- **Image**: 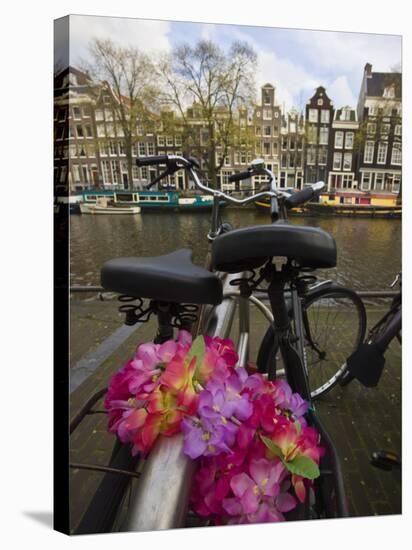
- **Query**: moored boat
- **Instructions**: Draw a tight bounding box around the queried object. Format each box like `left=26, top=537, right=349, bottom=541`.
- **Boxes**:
left=255, top=198, right=401, bottom=218
left=80, top=197, right=141, bottom=215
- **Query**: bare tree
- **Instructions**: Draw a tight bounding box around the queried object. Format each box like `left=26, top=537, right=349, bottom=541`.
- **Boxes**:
left=157, top=40, right=257, bottom=187
left=82, top=38, right=159, bottom=188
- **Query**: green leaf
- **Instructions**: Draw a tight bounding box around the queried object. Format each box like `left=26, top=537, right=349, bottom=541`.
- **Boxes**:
left=260, top=435, right=284, bottom=459
left=284, top=456, right=320, bottom=480
left=185, top=335, right=205, bottom=374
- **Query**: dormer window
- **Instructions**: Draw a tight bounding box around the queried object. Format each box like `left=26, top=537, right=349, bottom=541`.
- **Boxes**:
left=383, top=85, right=395, bottom=99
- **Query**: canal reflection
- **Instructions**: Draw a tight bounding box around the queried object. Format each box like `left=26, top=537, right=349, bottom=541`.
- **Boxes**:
left=70, top=210, right=401, bottom=291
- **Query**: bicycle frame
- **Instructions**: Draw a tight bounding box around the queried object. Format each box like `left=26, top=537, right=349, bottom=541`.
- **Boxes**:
left=102, top=159, right=345, bottom=530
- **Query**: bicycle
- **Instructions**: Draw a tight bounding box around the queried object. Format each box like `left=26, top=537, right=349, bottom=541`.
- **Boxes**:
left=339, top=272, right=401, bottom=388
left=71, top=154, right=349, bottom=533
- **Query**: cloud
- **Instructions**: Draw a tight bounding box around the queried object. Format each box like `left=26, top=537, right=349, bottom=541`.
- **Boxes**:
left=67, top=15, right=172, bottom=68
left=327, top=75, right=356, bottom=107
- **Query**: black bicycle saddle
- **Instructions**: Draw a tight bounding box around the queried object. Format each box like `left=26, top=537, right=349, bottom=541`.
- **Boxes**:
left=101, top=248, right=223, bottom=305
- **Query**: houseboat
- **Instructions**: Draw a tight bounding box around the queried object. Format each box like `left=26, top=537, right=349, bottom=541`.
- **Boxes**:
left=78, top=190, right=219, bottom=212
left=255, top=190, right=401, bottom=218
left=79, top=196, right=141, bottom=215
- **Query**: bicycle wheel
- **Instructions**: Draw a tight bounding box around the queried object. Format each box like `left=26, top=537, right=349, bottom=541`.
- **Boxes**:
left=256, top=285, right=367, bottom=400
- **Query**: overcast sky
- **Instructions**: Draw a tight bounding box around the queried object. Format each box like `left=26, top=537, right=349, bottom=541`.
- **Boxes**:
left=55, top=14, right=402, bottom=111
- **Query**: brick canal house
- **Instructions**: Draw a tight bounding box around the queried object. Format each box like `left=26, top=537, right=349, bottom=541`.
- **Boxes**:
left=325, top=106, right=360, bottom=203
left=303, top=86, right=334, bottom=185
left=280, top=108, right=305, bottom=190
left=355, top=63, right=402, bottom=206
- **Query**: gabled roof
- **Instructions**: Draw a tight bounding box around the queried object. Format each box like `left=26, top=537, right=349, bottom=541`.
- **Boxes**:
left=366, top=72, right=402, bottom=98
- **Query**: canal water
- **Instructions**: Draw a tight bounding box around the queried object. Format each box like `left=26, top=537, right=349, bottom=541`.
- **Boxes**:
left=70, top=210, right=401, bottom=291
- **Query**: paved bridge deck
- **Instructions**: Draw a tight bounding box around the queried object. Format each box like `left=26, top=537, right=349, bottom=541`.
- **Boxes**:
left=69, top=297, right=401, bottom=533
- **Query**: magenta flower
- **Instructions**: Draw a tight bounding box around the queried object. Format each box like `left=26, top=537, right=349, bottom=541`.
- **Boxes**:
left=222, top=458, right=288, bottom=515
left=181, top=416, right=236, bottom=459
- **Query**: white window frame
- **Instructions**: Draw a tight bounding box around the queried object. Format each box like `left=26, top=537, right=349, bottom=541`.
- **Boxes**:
left=392, top=175, right=401, bottom=193
left=367, top=122, right=376, bottom=135
left=377, top=142, right=388, bottom=164
left=345, top=132, right=354, bottom=149
left=308, top=109, right=318, bottom=123
left=138, top=142, right=146, bottom=156
left=391, top=143, right=402, bottom=166
left=263, top=109, right=272, bottom=120
left=364, top=141, right=374, bottom=164
left=361, top=172, right=372, bottom=191
left=318, top=148, right=327, bottom=166
left=319, top=127, right=329, bottom=145
left=343, top=153, right=352, bottom=171
left=342, top=174, right=353, bottom=189
left=157, top=136, right=165, bottom=146
left=333, top=152, right=342, bottom=170
left=334, top=131, right=344, bottom=149
left=320, top=109, right=330, bottom=123
left=394, top=125, right=402, bottom=136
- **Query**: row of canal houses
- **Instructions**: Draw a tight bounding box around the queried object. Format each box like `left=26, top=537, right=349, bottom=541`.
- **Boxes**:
left=54, top=63, right=402, bottom=208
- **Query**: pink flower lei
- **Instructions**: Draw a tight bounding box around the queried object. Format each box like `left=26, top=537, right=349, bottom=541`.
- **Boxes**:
left=105, top=331, right=324, bottom=524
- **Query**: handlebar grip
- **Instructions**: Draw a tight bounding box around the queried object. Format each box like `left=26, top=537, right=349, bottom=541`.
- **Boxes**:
left=136, top=155, right=169, bottom=167
left=284, top=186, right=317, bottom=209
left=228, top=170, right=252, bottom=183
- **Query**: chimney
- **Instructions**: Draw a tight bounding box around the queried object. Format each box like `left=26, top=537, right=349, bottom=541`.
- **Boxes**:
left=365, top=63, right=372, bottom=77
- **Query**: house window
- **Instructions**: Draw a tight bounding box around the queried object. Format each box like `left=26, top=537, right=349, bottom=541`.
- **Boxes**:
left=263, top=109, right=272, bottom=120
left=375, top=173, right=384, bottom=191
left=263, top=142, right=271, bottom=156
left=109, top=141, right=117, bottom=155
left=73, top=107, right=81, bottom=120
left=69, top=144, right=77, bottom=158
left=76, top=125, right=84, bottom=138
left=264, top=126, right=271, bottom=136
left=281, top=154, right=287, bottom=168
left=166, top=136, right=174, bottom=146
left=85, top=125, right=93, bottom=138
left=116, top=125, right=124, bottom=137
left=377, top=142, right=388, bottom=164
left=333, top=152, right=342, bottom=170
left=367, top=122, right=376, bottom=135
left=290, top=138, right=295, bottom=151
left=319, top=127, right=329, bottom=145
left=320, top=110, right=330, bottom=123
left=334, top=131, right=344, bottom=148
left=308, top=126, right=317, bottom=144
left=289, top=122, right=296, bottom=133
left=175, top=135, right=182, bottom=146
left=132, top=165, right=139, bottom=180
left=102, top=160, right=111, bottom=184
left=118, top=142, right=126, bottom=155
left=272, top=142, right=278, bottom=154
left=103, top=94, right=111, bottom=104
left=255, top=126, right=261, bottom=136
left=345, top=132, right=354, bottom=149
left=97, top=124, right=105, bottom=138
left=83, top=105, right=91, bottom=117
left=343, top=153, right=352, bottom=171
left=394, top=124, right=402, bottom=136
left=309, top=109, right=318, bottom=123
left=381, top=123, right=390, bottom=135
left=318, top=148, right=327, bottom=165
left=240, top=151, right=247, bottom=164
left=147, top=142, right=155, bottom=156
left=392, top=175, right=401, bottom=193
left=234, top=152, right=240, bottom=165
left=317, top=99, right=323, bottom=106
left=289, top=154, right=295, bottom=169
left=281, top=137, right=288, bottom=150
left=361, top=172, right=372, bottom=191
left=138, top=142, right=146, bottom=156
left=95, top=109, right=104, bottom=121
left=105, top=109, right=113, bottom=121
left=157, top=136, right=165, bottom=146
left=364, top=141, right=374, bottom=163
left=111, top=160, right=119, bottom=183
left=99, top=143, right=108, bottom=156
left=87, top=144, right=96, bottom=158
left=342, top=174, right=353, bottom=189
left=72, top=165, right=81, bottom=183
left=306, top=147, right=316, bottom=165
left=224, top=156, right=231, bottom=166
left=263, top=89, right=271, bottom=105
left=391, top=143, right=402, bottom=165
left=140, top=167, right=148, bottom=180
left=297, top=138, right=303, bottom=150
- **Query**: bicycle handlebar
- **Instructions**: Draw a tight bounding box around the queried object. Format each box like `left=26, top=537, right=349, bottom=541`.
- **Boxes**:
left=284, top=182, right=324, bottom=209
left=136, top=155, right=169, bottom=167
left=228, top=170, right=252, bottom=183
